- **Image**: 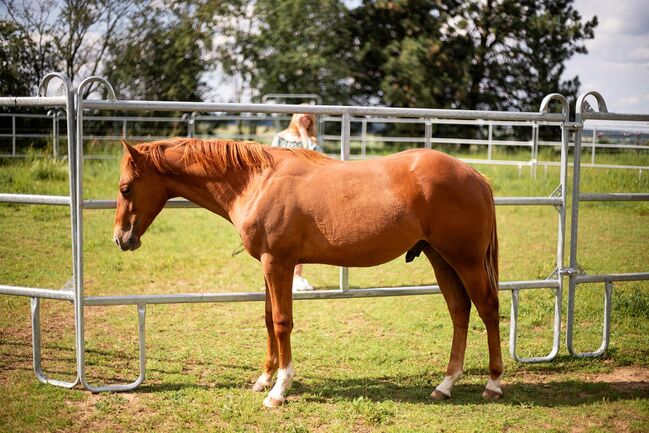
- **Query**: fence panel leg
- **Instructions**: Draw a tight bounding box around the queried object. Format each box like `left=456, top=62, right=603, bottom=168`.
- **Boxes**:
left=566, top=280, right=613, bottom=357
left=31, top=297, right=80, bottom=388
left=80, top=304, right=147, bottom=392
left=509, top=287, right=561, bottom=363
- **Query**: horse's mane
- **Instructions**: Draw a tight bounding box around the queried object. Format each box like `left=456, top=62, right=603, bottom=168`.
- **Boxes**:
left=124, top=138, right=330, bottom=179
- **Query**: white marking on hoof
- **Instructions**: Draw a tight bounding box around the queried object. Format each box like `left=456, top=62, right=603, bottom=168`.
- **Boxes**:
left=252, top=372, right=274, bottom=392
left=263, top=395, right=285, bottom=408
left=483, top=376, right=503, bottom=399
left=430, top=389, right=451, bottom=401
left=434, top=371, right=463, bottom=398
left=265, top=363, right=294, bottom=405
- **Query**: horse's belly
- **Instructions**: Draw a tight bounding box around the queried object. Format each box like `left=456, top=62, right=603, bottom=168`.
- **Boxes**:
left=304, top=211, right=422, bottom=267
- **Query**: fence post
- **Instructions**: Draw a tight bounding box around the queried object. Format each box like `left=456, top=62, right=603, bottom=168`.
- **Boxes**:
left=424, top=118, right=432, bottom=149
left=531, top=123, right=539, bottom=179
left=361, top=118, right=367, bottom=158
left=53, top=111, right=60, bottom=158
left=591, top=127, right=597, bottom=165
left=339, top=113, right=351, bottom=291
left=11, top=115, right=16, bottom=156
left=487, top=122, right=493, bottom=160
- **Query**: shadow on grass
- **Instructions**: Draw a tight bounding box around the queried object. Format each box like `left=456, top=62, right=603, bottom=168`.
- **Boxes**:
left=292, top=375, right=649, bottom=407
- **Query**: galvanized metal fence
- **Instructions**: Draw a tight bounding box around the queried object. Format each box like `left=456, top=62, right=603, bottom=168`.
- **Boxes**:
left=0, top=73, right=647, bottom=392
left=3, top=98, right=648, bottom=180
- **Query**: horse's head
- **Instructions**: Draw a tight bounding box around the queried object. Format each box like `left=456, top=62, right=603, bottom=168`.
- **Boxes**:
left=113, top=142, right=170, bottom=251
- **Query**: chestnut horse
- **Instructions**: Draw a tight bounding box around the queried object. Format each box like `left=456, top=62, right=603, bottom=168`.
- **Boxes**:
left=113, top=138, right=502, bottom=407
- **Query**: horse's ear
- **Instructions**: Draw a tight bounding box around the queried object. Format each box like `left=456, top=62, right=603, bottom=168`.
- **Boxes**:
left=122, top=140, right=143, bottom=164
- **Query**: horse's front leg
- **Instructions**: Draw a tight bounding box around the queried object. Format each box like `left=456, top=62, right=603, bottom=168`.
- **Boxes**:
left=253, top=279, right=278, bottom=392
left=260, top=254, right=295, bottom=408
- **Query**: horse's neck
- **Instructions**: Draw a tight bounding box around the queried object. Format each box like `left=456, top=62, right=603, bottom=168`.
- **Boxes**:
left=166, top=169, right=255, bottom=223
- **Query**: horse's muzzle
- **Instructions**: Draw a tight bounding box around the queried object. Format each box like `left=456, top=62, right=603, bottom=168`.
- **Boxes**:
left=114, top=234, right=141, bottom=251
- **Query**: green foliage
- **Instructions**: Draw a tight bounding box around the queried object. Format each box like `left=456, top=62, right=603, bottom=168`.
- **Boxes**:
left=0, top=20, right=57, bottom=97
left=28, top=158, right=68, bottom=181
left=248, top=0, right=355, bottom=104
left=348, top=0, right=597, bottom=111
left=104, top=2, right=212, bottom=101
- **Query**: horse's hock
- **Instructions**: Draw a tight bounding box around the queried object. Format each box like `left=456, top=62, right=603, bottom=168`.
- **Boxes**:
left=0, top=75, right=648, bottom=394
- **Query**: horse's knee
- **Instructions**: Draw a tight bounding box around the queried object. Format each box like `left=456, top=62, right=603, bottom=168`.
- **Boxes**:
left=273, top=316, right=293, bottom=339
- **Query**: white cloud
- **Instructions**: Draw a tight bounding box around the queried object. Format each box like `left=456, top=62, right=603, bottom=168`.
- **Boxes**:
left=565, top=0, right=649, bottom=113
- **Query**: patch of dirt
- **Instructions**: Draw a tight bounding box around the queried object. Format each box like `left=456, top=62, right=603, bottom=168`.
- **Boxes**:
left=591, top=366, right=649, bottom=392
left=512, top=366, right=649, bottom=393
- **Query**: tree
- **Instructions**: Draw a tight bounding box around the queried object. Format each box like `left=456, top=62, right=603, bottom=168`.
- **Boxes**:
left=348, top=0, right=464, bottom=107
left=248, top=0, right=355, bottom=104
left=104, top=2, right=212, bottom=101
left=448, top=0, right=597, bottom=112
left=0, top=20, right=57, bottom=96
left=348, top=0, right=597, bottom=112
left=1, top=0, right=137, bottom=95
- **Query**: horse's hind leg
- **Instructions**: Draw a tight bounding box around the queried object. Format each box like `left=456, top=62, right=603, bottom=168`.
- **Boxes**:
left=253, top=279, right=279, bottom=392
left=454, top=262, right=503, bottom=399
left=424, top=247, right=471, bottom=400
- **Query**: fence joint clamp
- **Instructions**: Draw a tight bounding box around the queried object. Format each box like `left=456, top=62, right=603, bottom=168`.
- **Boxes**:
left=559, top=267, right=579, bottom=277
left=565, top=121, right=583, bottom=131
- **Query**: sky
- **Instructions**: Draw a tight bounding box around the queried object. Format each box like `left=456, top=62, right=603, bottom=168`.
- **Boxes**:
left=564, top=0, right=649, bottom=114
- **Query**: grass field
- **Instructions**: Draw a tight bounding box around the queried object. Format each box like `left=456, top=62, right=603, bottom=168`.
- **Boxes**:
left=1, top=147, right=648, bottom=433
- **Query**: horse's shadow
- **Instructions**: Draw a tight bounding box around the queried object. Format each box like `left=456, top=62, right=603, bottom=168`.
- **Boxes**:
left=130, top=370, right=649, bottom=408
left=289, top=375, right=649, bottom=407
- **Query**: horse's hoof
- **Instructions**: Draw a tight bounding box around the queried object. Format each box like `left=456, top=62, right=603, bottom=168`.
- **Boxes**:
left=482, top=388, right=502, bottom=400
left=252, top=382, right=267, bottom=392
left=430, top=389, right=451, bottom=401
left=263, top=396, right=285, bottom=408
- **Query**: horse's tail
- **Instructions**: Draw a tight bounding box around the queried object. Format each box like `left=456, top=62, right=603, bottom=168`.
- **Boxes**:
left=484, top=187, right=499, bottom=294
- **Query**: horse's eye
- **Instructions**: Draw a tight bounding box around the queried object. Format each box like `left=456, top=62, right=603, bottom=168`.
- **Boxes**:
left=120, top=185, right=132, bottom=196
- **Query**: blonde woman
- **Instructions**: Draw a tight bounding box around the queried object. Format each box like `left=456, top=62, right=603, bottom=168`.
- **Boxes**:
left=271, top=112, right=320, bottom=151
left=271, top=112, right=320, bottom=291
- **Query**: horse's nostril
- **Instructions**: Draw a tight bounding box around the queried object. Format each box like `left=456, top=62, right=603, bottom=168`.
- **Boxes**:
left=114, top=236, right=120, bottom=247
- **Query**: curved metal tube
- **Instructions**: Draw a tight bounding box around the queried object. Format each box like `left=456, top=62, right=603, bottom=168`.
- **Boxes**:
left=38, top=72, right=73, bottom=97
left=576, top=90, right=608, bottom=116
left=539, top=93, right=569, bottom=117
left=77, top=76, right=117, bottom=101
left=79, top=304, right=147, bottom=392
left=31, top=298, right=80, bottom=388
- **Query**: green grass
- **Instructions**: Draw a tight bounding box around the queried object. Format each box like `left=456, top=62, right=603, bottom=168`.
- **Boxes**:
left=1, top=151, right=648, bottom=433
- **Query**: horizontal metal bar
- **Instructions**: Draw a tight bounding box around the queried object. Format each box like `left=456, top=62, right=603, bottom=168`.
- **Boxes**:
left=82, top=100, right=567, bottom=122
left=321, top=135, right=535, bottom=147
left=83, top=198, right=199, bottom=209
left=0, top=285, right=74, bottom=301
left=581, top=112, right=649, bottom=122
left=321, top=115, right=562, bottom=127
left=579, top=193, right=649, bottom=202
left=575, top=273, right=649, bottom=284
left=0, top=193, right=71, bottom=206
left=0, top=96, right=67, bottom=108
left=84, top=196, right=560, bottom=210
left=494, top=197, right=563, bottom=206
left=0, top=113, right=59, bottom=119
left=84, top=116, right=186, bottom=122
left=0, top=134, right=56, bottom=139
left=84, top=280, right=559, bottom=306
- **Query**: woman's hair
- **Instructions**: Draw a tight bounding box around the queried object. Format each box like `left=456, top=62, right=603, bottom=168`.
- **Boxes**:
left=287, top=112, right=317, bottom=142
